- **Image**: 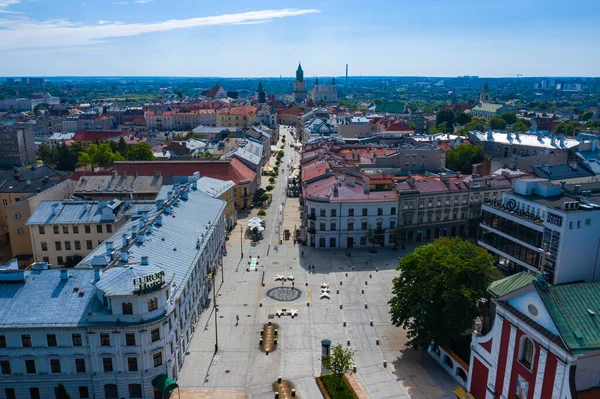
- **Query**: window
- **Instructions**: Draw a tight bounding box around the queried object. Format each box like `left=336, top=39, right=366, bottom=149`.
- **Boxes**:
left=106, top=225, right=112, bottom=233
left=75, top=359, right=86, bottom=372
left=519, top=336, right=535, bottom=370
left=330, top=223, right=337, bottom=231
left=0, top=360, right=10, bottom=375
left=362, top=208, right=368, bottom=216
left=57, top=256, right=64, bottom=266
left=390, top=220, right=396, bottom=229
left=320, top=223, right=326, bottom=231
left=22, top=335, right=31, bottom=347
left=39, top=226, right=45, bottom=234
left=55, top=241, right=62, bottom=251
left=95, top=224, right=102, bottom=233
left=41, top=241, right=48, bottom=251
left=586, top=218, right=591, bottom=225
left=73, top=226, right=79, bottom=234
left=127, top=357, right=138, bottom=372
left=78, top=387, right=89, bottom=399
left=347, top=222, right=354, bottom=231
left=153, top=351, right=163, bottom=367
left=104, top=384, right=118, bottom=399
left=0, top=335, right=5, bottom=347
left=47, top=334, right=57, bottom=347
left=122, top=302, right=133, bottom=314
left=50, top=359, right=61, bottom=373
left=25, top=359, right=36, bottom=374
left=43, top=256, right=49, bottom=263
left=377, top=208, right=383, bottom=216
left=320, top=209, right=326, bottom=217
left=84, top=225, right=91, bottom=234
left=64, top=241, right=71, bottom=250
left=360, top=237, right=367, bottom=245
left=5, top=389, right=15, bottom=399
left=30, top=388, right=40, bottom=399
left=148, top=298, right=158, bottom=311
left=54, top=226, right=59, bottom=234
left=577, top=220, right=581, bottom=228
left=331, top=209, right=337, bottom=217
left=151, top=328, right=160, bottom=342
left=100, top=333, right=110, bottom=346
left=86, top=240, right=92, bottom=250
left=62, top=226, right=69, bottom=234
left=391, top=207, right=396, bottom=215
left=125, top=333, right=136, bottom=346
left=361, top=222, right=368, bottom=230
left=17, top=228, right=23, bottom=235
left=348, top=208, right=354, bottom=216
left=72, top=334, right=82, bottom=346
left=569, top=221, right=573, bottom=229
left=102, top=358, right=113, bottom=372
left=129, top=384, right=143, bottom=398
left=74, top=240, right=81, bottom=250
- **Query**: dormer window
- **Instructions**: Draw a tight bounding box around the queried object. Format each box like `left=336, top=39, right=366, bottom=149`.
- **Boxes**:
left=148, top=298, right=158, bottom=311
left=122, top=302, right=133, bottom=315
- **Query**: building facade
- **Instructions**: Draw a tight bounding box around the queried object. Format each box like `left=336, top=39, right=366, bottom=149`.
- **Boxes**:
left=0, top=126, right=36, bottom=167
left=0, top=183, right=226, bottom=399
left=309, top=77, right=338, bottom=104
left=216, top=107, right=257, bottom=128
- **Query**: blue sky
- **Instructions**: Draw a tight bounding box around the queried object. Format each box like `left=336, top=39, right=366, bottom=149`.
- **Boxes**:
left=0, top=0, right=599, bottom=77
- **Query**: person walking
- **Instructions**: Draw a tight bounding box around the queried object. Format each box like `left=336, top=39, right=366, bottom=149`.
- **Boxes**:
left=236, top=314, right=239, bottom=326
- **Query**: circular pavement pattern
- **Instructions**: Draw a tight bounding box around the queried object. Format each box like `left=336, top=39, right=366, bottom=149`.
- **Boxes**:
left=266, top=287, right=302, bottom=302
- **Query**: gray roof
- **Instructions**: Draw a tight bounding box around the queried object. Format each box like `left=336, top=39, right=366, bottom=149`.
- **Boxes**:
left=243, top=140, right=263, bottom=158
left=221, top=147, right=261, bottom=166
left=95, top=264, right=170, bottom=296
left=0, top=269, right=106, bottom=328
left=196, top=176, right=234, bottom=198
left=192, top=126, right=238, bottom=134
left=26, top=200, right=127, bottom=225
left=74, top=174, right=163, bottom=196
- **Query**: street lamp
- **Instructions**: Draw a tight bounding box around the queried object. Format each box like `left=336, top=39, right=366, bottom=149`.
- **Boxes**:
left=240, top=226, right=244, bottom=258
left=213, top=276, right=218, bottom=353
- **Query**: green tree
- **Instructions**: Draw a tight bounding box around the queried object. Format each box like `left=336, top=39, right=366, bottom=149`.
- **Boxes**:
left=446, top=144, right=484, bottom=174
left=260, top=193, right=270, bottom=202
left=500, top=112, right=517, bottom=125
left=455, top=112, right=471, bottom=126
left=176, top=90, right=184, bottom=99
left=436, top=122, right=449, bottom=133
left=436, top=108, right=455, bottom=131
left=126, top=142, right=155, bottom=161
left=389, top=237, right=496, bottom=349
left=581, top=110, right=594, bottom=121
left=38, top=143, right=56, bottom=165
left=78, top=143, right=124, bottom=168
left=55, top=383, right=72, bottom=399
left=257, top=210, right=266, bottom=216
left=464, top=117, right=486, bottom=132
left=555, top=121, right=578, bottom=136
left=322, top=344, right=355, bottom=394
left=510, top=120, right=529, bottom=133
left=117, top=136, right=128, bottom=156
left=33, top=103, right=49, bottom=114
left=488, top=115, right=507, bottom=130
left=373, top=98, right=383, bottom=105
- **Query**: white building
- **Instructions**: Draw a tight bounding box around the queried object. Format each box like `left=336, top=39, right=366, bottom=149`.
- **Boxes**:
left=0, top=183, right=226, bottom=399
left=309, top=77, right=338, bottom=104
left=478, top=178, right=600, bottom=284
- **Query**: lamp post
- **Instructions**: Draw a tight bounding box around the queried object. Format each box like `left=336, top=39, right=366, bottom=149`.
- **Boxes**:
left=213, top=274, right=218, bottom=353
left=240, top=226, right=244, bottom=258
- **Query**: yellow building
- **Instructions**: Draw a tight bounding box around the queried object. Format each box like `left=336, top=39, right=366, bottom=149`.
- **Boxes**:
left=217, top=106, right=257, bottom=127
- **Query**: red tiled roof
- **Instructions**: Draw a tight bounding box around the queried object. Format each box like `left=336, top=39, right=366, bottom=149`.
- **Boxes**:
left=111, top=158, right=256, bottom=185
left=277, top=107, right=304, bottom=116
left=302, top=161, right=329, bottom=182
left=73, top=131, right=126, bottom=141
left=217, top=106, right=256, bottom=116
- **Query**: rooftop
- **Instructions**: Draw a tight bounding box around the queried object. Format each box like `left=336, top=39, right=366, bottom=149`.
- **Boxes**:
left=26, top=199, right=127, bottom=225
left=470, top=131, right=579, bottom=150
left=74, top=173, right=163, bottom=196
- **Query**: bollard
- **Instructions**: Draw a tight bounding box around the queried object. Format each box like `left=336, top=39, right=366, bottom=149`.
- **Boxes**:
left=347, top=339, right=350, bottom=346
left=376, top=339, right=379, bottom=345
left=260, top=338, right=263, bottom=345
left=340, top=281, right=343, bottom=286
left=353, top=366, right=357, bottom=373
left=370, top=273, right=372, bottom=278
left=345, top=272, right=348, bottom=277
left=261, top=330, right=264, bottom=336
left=361, top=289, right=364, bottom=294
left=383, top=360, right=387, bottom=368
left=376, top=267, right=379, bottom=272
left=305, top=282, right=308, bottom=286
left=262, top=282, right=265, bottom=287
left=365, top=304, right=368, bottom=309
left=278, top=376, right=282, bottom=383
left=291, top=389, right=296, bottom=397
left=259, top=302, right=263, bottom=307
left=274, top=338, right=278, bottom=345
left=274, top=329, right=278, bottom=336
left=307, top=302, right=310, bottom=306
left=343, top=321, right=346, bottom=327
left=337, top=289, right=339, bottom=294
left=365, top=281, right=368, bottom=285
left=268, top=321, right=272, bottom=326
left=274, top=392, right=279, bottom=399
left=370, top=320, right=373, bottom=326
left=266, top=350, right=269, bottom=356
left=340, top=304, right=343, bottom=309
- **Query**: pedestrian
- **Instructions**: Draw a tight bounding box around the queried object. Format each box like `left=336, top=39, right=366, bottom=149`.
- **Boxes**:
left=301, top=250, right=304, bottom=257
left=292, top=281, right=295, bottom=288
left=236, top=314, right=239, bottom=326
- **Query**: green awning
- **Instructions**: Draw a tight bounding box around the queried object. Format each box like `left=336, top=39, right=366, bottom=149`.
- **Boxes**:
left=152, top=375, right=178, bottom=395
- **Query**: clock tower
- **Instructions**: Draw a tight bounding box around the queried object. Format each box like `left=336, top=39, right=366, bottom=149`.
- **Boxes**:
left=293, top=62, right=307, bottom=102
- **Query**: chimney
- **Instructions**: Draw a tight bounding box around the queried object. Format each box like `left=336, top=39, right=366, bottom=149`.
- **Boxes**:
left=156, top=200, right=164, bottom=211
left=333, top=183, right=339, bottom=197
left=112, top=171, right=117, bottom=178
left=167, top=191, right=173, bottom=201
left=154, top=171, right=161, bottom=178
left=120, top=249, right=129, bottom=263
left=174, top=184, right=180, bottom=194
left=579, top=140, right=583, bottom=152
left=559, top=136, right=565, bottom=147
left=487, top=130, right=493, bottom=140
left=507, top=131, right=512, bottom=140
left=51, top=203, right=59, bottom=215
left=120, top=171, right=126, bottom=177
left=122, top=234, right=129, bottom=247
left=515, top=131, right=520, bottom=140
left=155, top=215, right=163, bottom=226
left=165, top=205, right=172, bottom=215
left=137, top=231, right=145, bottom=244
left=26, top=179, right=31, bottom=186
left=141, top=256, right=149, bottom=265
left=181, top=190, right=189, bottom=200
left=592, top=139, right=598, bottom=152
left=105, top=241, right=113, bottom=256
left=363, top=183, right=369, bottom=194
left=147, top=224, right=153, bottom=234
left=551, top=135, right=556, bottom=146
left=94, top=269, right=102, bottom=281
left=191, top=180, right=198, bottom=190
left=60, top=270, right=69, bottom=280
left=574, top=184, right=581, bottom=194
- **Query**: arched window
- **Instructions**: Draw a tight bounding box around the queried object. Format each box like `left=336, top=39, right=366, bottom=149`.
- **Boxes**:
left=104, top=384, right=118, bottom=399
left=519, top=336, right=535, bottom=369
left=129, top=384, right=143, bottom=399
left=148, top=298, right=158, bottom=311
left=122, top=302, right=133, bottom=315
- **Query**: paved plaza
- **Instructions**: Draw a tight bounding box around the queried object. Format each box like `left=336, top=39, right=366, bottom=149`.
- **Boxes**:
left=177, top=127, right=458, bottom=398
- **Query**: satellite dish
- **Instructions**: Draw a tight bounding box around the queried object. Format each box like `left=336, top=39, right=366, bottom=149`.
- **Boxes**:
left=506, top=199, right=517, bottom=211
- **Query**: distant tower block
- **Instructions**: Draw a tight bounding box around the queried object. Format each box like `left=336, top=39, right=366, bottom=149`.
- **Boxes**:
left=346, top=64, right=348, bottom=84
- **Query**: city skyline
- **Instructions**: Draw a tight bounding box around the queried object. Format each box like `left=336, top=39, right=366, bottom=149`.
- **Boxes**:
left=0, top=0, right=599, bottom=77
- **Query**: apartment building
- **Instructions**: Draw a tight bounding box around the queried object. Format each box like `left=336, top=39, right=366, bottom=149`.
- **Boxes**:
left=145, top=109, right=217, bottom=131
left=26, top=200, right=131, bottom=267
left=73, top=172, right=163, bottom=201
left=216, top=106, right=257, bottom=128
left=0, top=126, right=36, bottom=167
left=0, top=184, right=226, bottom=399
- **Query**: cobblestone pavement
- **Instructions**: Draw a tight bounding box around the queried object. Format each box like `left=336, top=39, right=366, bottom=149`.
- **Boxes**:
left=178, top=126, right=458, bottom=398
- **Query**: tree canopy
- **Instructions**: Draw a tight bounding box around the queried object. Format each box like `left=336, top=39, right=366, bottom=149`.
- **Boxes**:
left=488, top=115, right=507, bottom=130
left=78, top=143, right=125, bottom=168
left=446, top=144, right=484, bottom=174
left=510, top=120, right=529, bottom=132
left=436, top=108, right=455, bottom=131
left=38, top=142, right=84, bottom=171
left=555, top=121, right=579, bottom=136
left=581, top=110, right=594, bottom=121
left=455, top=111, right=471, bottom=126
left=389, top=237, right=496, bottom=349
left=500, top=112, right=517, bottom=125
left=126, top=142, right=155, bottom=161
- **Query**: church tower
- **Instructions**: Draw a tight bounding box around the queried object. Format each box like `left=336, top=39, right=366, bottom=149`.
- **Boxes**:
left=480, top=82, right=491, bottom=103
left=293, top=62, right=307, bottom=102
left=257, top=81, right=266, bottom=104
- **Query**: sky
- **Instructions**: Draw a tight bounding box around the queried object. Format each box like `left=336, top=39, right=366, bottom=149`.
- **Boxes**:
left=0, top=0, right=599, bottom=77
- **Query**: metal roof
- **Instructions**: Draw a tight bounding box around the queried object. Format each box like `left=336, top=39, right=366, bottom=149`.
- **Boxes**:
left=488, top=271, right=537, bottom=298
left=26, top=200, right=126, bottom=225
left=95, top=264, right=169, bottom=296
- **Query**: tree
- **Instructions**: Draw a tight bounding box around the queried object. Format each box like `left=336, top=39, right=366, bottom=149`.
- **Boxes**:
left=435, top=122, right=449, bottom=133
left=176, top=90, right=184, bottom=99
left=446, top=144, right=484, bottom=174
left=260, top=193, right=270, bottom=202
left=117, top=136, right=128, bottom=156
left=38, top=143, right=56, bottom=165
left=257, top=210, right=266, bottom=216
left=488, top=115, right=507, bottom=130
left=581, top=110, right=594, bottom=121
left=500, top=112, right=517, bottom=125
left=322, top=344, right=355, bottom=394
left=55, top=383, right=72, bottom=399
left=455, top=112, right=471, bottom=126
left=366, top=227, right=383, bottom=253
left=510, top=120, right=529, bottom=133
left=436, top=108, right=455, bottom=131
left=372, top=98, right=383, bottom=105
left=126, top=142, right=155, bottom=161
left=78, top=143, right=124, bottom=168
left=464, top=117, right=486, bottom=132
left=555, top=121, right=578, bottom=136
left=389, top=237, right=496, bottom=349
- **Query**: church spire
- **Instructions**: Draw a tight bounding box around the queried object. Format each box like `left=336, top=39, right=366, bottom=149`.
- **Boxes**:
left=296, top=62, right=304, bottom=82
left=315, top=76, right=319, bottom=85
left=332, top=76, right=335, bottom=86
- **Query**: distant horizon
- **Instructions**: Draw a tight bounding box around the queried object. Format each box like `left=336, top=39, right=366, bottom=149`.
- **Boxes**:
left=3, top=75, right=599, bottom=80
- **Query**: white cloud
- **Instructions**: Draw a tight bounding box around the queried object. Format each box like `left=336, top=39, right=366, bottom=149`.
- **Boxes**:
left=0, top=0, right=21, bottom=13
left=0, top=9, right=319, bottom=51
left=98, top=20, right=122, bottom=25
left=134, top=0, right=153, bottom=3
